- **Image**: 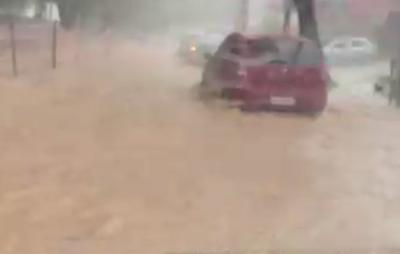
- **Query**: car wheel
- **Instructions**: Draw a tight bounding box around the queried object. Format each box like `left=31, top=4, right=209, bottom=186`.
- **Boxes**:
left=307, top=110, right=324, bottom=118
left=240, top=101, right=263, bottom=112
left=197, top=81, right=217, bottom=101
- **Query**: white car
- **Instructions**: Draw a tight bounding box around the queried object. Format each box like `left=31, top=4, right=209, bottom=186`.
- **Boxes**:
left=323, top=37, right=378, bottom=65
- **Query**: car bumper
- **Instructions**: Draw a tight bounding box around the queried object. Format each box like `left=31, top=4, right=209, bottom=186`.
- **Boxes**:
left=205, top=80, right=327, bottom=112
left=243, top=87, right=327, bottom=113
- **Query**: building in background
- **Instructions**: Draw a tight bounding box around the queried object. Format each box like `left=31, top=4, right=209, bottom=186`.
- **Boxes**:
left=25, top=2, right=59, bottom=21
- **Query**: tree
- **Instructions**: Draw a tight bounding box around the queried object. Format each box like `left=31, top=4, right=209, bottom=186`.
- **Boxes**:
left=283, top=0, right=320, bottom=46
left=52, top=0, right=146, bottom=29
left=53, top=0, right=80, bottom=29
left=283, top=0, right=294, bottom=33
left=51, top=0, right=320, bottom=46
left=293, top=0, right=320, bottom=45
left=0, top=0, right=27, bottom=8
left=0, top=0, right=29, bottom=16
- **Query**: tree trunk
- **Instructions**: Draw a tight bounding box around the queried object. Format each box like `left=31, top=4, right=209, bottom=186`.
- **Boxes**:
left=293, top=0, right=321, bottom=46
left=34, top=1, right=46, bottom=19
left=235, top=0, right=249, bottom=33
left=283, top=0, right=294, bottom=33
left=55, top=0, right=79, bottom=30
left=235, top=0, right=249, bottom=32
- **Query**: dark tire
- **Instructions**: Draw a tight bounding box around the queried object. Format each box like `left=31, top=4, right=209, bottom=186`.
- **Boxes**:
left=239, top=102, right=263, bottom=112
left=197, top=81, right=218, bottom=101
left=306, top=110, right=324, bottom=118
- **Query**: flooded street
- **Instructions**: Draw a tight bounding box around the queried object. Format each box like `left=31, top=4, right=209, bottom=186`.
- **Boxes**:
left=0, top=42, right=400, bottom=254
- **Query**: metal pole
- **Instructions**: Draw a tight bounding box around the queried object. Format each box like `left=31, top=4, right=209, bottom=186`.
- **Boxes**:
left=9, top=16, right=18, bottom=77
left=51, top=4, right=58, bottom=69
left=283, top=0, right=294, bottom=33
left=52, top=20, right=58, bottom=69
left=235, top=0, right=249, bottom=33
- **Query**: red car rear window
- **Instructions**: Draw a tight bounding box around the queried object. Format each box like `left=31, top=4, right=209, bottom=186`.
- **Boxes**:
left=277, top=39, right=323, bottom=66
left=216, top=35, right=322, bottom=66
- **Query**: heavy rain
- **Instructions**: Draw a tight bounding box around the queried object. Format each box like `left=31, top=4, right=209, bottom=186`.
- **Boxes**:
left=0, top=0, right=400, bottom=253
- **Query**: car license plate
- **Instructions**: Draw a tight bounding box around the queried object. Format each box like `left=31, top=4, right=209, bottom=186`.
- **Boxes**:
left=270, top=96, right=296, bottom=106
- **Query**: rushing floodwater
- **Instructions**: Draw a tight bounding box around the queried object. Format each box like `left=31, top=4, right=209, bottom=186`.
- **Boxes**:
left=0, top=40, right=399, bottom=254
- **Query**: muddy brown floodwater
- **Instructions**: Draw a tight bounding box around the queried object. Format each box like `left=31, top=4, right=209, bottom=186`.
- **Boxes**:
left=0, top=40, right=400, bottom=254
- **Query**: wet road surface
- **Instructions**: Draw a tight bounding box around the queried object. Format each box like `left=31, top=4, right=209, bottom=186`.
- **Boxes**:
left=0, top=43, right=399, bottom=254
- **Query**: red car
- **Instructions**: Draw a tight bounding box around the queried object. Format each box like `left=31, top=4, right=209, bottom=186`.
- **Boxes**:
left=200, top=33, right=329, bottom=113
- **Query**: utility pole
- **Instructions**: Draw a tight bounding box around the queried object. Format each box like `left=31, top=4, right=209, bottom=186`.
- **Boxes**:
left=51, top=3, right=58, bottom=69
left=283, top=0, right=294, bottom=33
left=235, top=0, right=249, bottom=33
left=9, top=15, right=18, bottom=77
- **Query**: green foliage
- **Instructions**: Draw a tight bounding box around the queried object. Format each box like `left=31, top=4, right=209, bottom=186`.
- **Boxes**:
left=0, top=0, right=26, bottom=7
left=0, top=0, right=28, bottom=14
left=50, top=0, right=237, bottom=31
left=15, top=0, right=319, bottom=44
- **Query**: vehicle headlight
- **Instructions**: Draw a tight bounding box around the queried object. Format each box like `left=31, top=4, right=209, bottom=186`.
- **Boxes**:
left=190, top=46, right=197, bottom=52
